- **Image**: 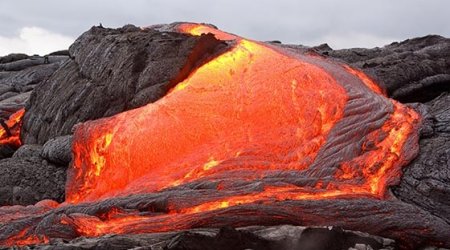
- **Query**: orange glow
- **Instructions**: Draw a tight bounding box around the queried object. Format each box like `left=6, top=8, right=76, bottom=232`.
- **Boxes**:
left=343, top=65, right=386, bottom=95
left=66, top=24, right=419, bottom=209
left=67, top=33, right=348, bottom=203
left=1, top=24, right=421, bottom=246
left=177, top=23, right=237, bottom=40
left=0, top=108, right=25, bottom=147
left=2, top=227, right=48, bottom=246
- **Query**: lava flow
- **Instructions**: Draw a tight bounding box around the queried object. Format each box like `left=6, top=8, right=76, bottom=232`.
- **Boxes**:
left=67, top=24, right=419, bottom=205
left=0, top=108, right=25, bottom=148
left=1, top=23, right=423, bottom=246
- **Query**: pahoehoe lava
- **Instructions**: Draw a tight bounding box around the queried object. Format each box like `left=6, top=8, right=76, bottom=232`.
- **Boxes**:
left=0, top=23, right=449, bottom=249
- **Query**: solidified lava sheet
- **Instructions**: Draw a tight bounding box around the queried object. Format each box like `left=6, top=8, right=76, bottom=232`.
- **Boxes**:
left=1, top=23, right=435, bottom=248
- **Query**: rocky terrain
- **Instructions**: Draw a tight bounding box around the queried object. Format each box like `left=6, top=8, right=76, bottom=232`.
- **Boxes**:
left=0, top=23, right=449, bottom=249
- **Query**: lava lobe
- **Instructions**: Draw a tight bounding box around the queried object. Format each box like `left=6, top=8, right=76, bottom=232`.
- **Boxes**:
left=67, top=24, right=419, bottom=205
left=0, top=23, right=430, bottom=248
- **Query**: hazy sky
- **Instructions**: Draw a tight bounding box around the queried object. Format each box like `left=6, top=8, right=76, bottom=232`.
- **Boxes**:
left=1, top=0, right=449, bottom=56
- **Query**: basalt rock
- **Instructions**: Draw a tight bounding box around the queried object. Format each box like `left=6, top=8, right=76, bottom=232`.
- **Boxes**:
left=41, top=135, right=73, bottom=165
left=393, top=92, right=450, bottom=224
left=0, top=56, right=67, bottom=72
left=29, top=225, right=394, bottom=250
left=0, top=52, right=68, bottom=121
left=0, top=145, right=66, bottom=205
left=320, top=35, right=450, bottom=102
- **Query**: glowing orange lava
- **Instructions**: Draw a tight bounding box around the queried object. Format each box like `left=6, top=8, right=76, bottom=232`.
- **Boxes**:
left=67, top=24, right=418, bottom=208
left=1, top=227, right=48, bottom=246
left=0, top=108, right=25, bottom=147
left=67, top=35, right=351, bottom=203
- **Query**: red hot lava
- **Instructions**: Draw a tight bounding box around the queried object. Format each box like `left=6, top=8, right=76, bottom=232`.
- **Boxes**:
left=67, top=24, right=418, bottom=206
left=1, top=24, right=425, bottom=247
left=0, top=108, right=25, bottom=148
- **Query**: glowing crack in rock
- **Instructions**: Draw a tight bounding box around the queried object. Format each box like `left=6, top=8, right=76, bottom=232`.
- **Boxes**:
left=0, top=108, right=25, bottom=147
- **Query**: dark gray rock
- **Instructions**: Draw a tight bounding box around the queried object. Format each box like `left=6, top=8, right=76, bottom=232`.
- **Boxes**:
left=41, top=135, right=73, bottom=165
left=323, top=35, right=450, bottom=102
left=25, top=225, right=395, bottom=250
left=0, top=54, right=67, bottom=122
left=0, top=62, right=63, bottom=92
left=0, top=53, right=29, bottom=64
left=48, top=50, right=70, bottom=56
left=0, top=56, right=67, bottom=72
left=0, top=85, right=13, bottom=97
left=0, top=150, right=66, bottom=205
left=21, top=24, right=225, bottom=144
left=0, top=92, right=17, bottom=101
left=0, top=91, right=29, bottom=119
left=12, top=144, right=42, bottom=158
left=393, top=93, right=450, bottom=224
left=0, top=145, right=15, bottom=159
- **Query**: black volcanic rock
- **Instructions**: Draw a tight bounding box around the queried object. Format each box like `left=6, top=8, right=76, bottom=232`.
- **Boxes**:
left=0, top=146, right=66, bottom=205
left=21, top=24, right=226, bottom=144
left=0, top=55, right=67, bottom=72
left=41, top=135, right=73, bottom=165
left=24, top=225, right=394, bottom=250
left=0, top=52, right=67, bottom=122
left=393, top=92, right=450, bottom=224
left=322, top=35, right=450, bottom=102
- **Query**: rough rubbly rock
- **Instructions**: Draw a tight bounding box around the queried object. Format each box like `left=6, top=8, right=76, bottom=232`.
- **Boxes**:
left=321, top=35, right=450, bottom=102
left=28, top=225, right=395, bottom=250
left=393, top=93, right=450, bottom=224
left=12, top=144, right=43, bottom=158
left=0, top=148, right=66, bottom=205
left=41, top=135, right=73, bottom=165
left=21, top=24, right=225, bottom=144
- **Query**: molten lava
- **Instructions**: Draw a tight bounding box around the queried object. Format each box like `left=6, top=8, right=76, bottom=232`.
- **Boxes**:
left=0, top=108, right=25, bottom=148
left=67, top=24, right=418, bottom=206
left=1, top=23, right=423, bottom=247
